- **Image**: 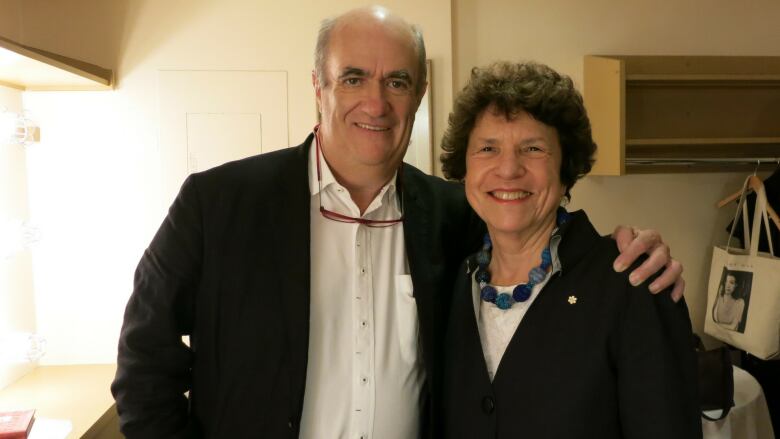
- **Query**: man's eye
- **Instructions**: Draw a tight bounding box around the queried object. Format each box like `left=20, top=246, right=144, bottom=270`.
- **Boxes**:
left=388, top=79, right=409, bottom=89
left=344, top=77, right=362, bottom=86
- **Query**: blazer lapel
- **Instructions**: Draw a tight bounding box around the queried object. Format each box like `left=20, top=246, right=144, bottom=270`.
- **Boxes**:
left=271, top=135, right=313, bottom=419
left=402, top=167, right=431, bottom=283
left=460, top=256, right=497, bottom=385
left=491, top=211, right=597, bottom=385
left=400, top=166, right=436, bottom=378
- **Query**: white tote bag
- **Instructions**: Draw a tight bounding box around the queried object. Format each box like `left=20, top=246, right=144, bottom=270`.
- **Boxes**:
left=704, top=176, right=780, bottom=360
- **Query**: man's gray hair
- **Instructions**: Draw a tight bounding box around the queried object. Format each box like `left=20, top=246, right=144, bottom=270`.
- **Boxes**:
left=314, top=14, right=427, bottom=95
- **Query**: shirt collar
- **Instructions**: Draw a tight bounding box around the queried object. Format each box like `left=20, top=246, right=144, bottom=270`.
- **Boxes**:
left=549, top=228, right=564, bottom=275
left=307, top=133, right=400, bottom=202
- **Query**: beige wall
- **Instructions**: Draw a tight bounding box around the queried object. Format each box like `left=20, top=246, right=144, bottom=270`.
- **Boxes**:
left=0, top=0, right=453, bottom=364
left=3, top=0, right=778, bottom=363
left=453, top=0, right=780, bottom=344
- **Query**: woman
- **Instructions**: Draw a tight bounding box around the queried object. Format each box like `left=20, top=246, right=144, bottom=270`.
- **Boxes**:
left=440, top=62, right=700, bottom=438
left=713, top=271, right=746, bottom=332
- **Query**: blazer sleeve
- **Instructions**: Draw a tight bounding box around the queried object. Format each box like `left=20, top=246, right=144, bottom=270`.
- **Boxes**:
left=111, top=175, right=203, bottom=439
left=613, top=284, right=702, bottom=439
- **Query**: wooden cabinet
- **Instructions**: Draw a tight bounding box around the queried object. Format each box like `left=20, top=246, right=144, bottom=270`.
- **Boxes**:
left=583, top=55, right=780, bottom=175
left=0, top=35, right=112, bottom=91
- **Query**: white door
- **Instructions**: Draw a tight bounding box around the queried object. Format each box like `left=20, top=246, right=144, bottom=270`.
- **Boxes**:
left=158, top=70, right=288, bottom=202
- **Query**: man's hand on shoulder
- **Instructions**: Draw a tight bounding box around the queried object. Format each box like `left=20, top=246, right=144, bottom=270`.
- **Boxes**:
left=611, top=226, right=684, bottom=302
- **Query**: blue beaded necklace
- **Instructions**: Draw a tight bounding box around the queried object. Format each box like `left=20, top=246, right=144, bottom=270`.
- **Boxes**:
left=476, top=208, right=570, bottom=310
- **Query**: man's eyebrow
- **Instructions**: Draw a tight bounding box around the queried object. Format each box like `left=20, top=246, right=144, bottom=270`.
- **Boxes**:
left=386, top=70, right=412, bottom=82
left=338, top=67, right=368, bottom=79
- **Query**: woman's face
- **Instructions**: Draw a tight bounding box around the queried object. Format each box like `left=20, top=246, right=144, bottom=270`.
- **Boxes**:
left=724, top=274, right=737, bottom=296
left=464, top=107, right=565, bottom=241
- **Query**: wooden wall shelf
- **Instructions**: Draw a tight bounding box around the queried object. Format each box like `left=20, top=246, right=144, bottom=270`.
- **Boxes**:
left=583, top=55, right=780, bottom=175
left=0, top=36, right=112, bottom=91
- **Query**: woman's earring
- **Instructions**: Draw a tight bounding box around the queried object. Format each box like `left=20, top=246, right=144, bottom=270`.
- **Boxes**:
left=560, top=195, right=570, bottom=207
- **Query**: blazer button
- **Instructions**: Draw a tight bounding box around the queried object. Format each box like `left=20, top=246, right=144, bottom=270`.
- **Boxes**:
left=287, top=419, right=297, bottom=429
left=481, top=396, right=495, bottom=414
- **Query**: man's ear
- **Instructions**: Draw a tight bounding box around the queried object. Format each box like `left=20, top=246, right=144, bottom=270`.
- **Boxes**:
left=313, top=70, right=324, bottom=111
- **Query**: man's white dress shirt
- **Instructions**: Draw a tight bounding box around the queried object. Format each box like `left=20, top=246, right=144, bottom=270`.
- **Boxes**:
left=299, top=145, right=424, bottom=439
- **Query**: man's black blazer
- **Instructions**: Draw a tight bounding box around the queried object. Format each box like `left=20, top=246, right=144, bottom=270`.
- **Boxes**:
left=111, top=134, right=481, bottom=438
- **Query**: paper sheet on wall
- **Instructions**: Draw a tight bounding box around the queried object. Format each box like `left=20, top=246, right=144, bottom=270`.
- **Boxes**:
left=158, top=69, right=288, bottom=208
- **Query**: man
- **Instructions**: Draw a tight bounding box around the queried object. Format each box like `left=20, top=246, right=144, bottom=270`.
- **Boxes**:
left=111, top=6, right=684, bottom=438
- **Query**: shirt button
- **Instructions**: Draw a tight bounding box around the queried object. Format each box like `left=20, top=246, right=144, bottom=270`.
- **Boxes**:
left=361, top=376, right=368, bottom=384
left=482, top=396, right=495, bottom=414
left=360, top=320, right=368, bottom=328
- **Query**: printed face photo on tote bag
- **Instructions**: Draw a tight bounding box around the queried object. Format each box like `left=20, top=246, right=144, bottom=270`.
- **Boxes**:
left=711, top=268, right=752, bottom=333
left=705, top=176, right=780, bottom=360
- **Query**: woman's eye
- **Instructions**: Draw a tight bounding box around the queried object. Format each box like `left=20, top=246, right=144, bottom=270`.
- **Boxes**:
left=523, top=145, right=548, bottom=157
left=478, top=145, right=495, bottom=153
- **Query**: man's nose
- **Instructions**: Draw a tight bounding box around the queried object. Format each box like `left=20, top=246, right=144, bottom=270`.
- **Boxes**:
left=361, top=81, right=389, bottom=117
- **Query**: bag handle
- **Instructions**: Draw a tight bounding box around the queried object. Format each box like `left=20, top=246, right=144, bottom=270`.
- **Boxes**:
left=725, top=176, right=751, bottom=253
left=741, top=197, right=751, bottom=251
left=725, top=176, right=776, bottom=256
left=750, top=183, right=775, bottom=256
left=702, top=406, right=732, bottom=421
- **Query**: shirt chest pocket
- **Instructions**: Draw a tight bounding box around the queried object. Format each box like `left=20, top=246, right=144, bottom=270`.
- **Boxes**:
left=394, top=274, right=419, bottom=365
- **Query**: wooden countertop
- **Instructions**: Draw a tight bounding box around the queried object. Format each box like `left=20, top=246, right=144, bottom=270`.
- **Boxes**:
left=0, top=364, right=119, bottom=438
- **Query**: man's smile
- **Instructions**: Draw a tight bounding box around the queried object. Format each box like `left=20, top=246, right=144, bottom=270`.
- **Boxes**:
left=355, top=122, right=390, bottom=132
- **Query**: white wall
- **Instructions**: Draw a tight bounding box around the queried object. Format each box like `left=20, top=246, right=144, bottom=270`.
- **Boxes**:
left=0, top=83, right=36, bottom=387
left=1, top=0, right=453, bottom=364
left=453, top=0, right=780, bottom=344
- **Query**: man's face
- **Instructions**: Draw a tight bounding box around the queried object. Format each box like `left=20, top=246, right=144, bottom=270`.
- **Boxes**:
left=314, top=20, right=424, bottom=174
